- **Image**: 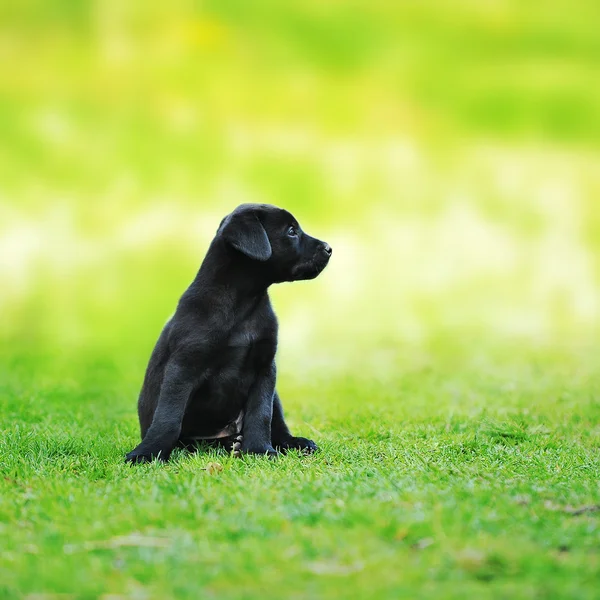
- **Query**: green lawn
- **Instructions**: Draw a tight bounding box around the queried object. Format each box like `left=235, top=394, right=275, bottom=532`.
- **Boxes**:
left=1, top=340, right=599, bottom=599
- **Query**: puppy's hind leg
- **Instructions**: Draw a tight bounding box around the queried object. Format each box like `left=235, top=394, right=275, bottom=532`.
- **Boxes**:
left=126, top=360, right=196, bottom=463
left=137, top=322, right=173, bottom=440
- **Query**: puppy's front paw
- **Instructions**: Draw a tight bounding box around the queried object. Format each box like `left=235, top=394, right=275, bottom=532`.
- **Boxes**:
left=241, top=443, right=278, bottom=458
left=125, top=449, right=168, bottom=464
left=276, top=436, right=318, bottom=454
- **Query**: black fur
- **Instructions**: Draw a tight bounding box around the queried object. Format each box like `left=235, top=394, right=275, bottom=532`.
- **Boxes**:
left=125, top=203, right=332, bottom=463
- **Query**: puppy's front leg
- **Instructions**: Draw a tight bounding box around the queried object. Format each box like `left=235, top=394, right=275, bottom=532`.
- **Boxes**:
left=126, top=360, right=195, bottom=463
left=241, top=363, right=277, bottom=456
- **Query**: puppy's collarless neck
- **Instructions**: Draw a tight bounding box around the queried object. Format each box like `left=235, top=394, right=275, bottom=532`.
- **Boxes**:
left=198, top=243, right=272, bottom=294
left=180, top=247, right=271, bottom=313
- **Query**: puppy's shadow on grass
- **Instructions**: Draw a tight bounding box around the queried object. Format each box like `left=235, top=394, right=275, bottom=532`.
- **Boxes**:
left=173, top=440, right=234, bottom=461
left=166, top=440, right=322, bottom=467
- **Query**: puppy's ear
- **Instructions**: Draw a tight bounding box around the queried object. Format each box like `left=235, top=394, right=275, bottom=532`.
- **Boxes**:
left=220, top=212, right=272, bottom=261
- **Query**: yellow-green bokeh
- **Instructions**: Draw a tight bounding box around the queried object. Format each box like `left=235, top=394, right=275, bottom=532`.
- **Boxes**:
left=1, top=0, right=599, bottom=373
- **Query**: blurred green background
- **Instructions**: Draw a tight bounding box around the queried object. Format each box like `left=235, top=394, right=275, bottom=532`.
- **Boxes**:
left=1, top=0, right=599, bottom=374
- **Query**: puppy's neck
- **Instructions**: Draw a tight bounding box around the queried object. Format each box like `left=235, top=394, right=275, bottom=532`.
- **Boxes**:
left=186, top=241, right=270, bottom=306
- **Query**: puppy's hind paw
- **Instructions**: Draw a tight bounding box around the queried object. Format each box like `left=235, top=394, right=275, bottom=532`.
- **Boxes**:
left=240, top=444, right=278, bottom=458
left=231, top=435, right=243, bottom=458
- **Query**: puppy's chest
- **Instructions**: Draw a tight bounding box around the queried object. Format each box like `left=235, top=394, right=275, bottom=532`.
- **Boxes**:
left=228, top=319, right=275, bottom=350
left=225, top=310, right=277, bottom=366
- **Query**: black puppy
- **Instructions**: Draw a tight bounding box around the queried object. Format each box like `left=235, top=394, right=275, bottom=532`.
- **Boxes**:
left=125, top=203, right=332, bottom=463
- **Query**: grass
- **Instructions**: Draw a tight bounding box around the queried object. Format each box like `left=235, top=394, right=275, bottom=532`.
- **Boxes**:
left=1, top=341, right=599, bottom=599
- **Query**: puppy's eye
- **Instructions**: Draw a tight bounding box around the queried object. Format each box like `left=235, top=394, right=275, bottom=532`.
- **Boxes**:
left=287, top=226, right=298, bottom=237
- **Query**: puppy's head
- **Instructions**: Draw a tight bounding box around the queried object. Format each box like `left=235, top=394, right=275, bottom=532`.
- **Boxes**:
left=218, top=204, right=332, bottom=283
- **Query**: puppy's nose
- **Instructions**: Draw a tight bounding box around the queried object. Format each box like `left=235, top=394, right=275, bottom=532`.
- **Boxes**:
left=322, top=243, right=332, bottom=256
